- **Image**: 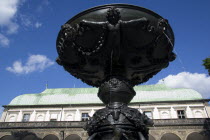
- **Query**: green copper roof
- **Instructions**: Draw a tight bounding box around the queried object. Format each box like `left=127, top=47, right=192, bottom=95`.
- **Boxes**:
left=9, top=84, right=203, bottom=105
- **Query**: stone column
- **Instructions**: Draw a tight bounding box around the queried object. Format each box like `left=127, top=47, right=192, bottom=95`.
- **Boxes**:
left=89, top=109, right=95, bottom=117
left=45, top=110, right=50, bottom=121
left=30, top=110, right=36, bottom=121
left=0, top=110, right=7, bottom=122
left=61, top=109, right=65, bottom=121
left=58, top=110, right=62, bottom=121
left=153, top=107, right=159, bottom=119
left=170, top=107, right=177, bottom=118
left=204, top=102, right=210, bottom=118
left=17, top=110, right=23, bottom=122
left=186, top=106, right=193, bottom=118
left=75, top=109, right=81, bottom=121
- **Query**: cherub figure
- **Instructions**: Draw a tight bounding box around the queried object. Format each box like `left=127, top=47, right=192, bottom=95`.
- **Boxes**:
left=79, top=7, right=149, bottom=62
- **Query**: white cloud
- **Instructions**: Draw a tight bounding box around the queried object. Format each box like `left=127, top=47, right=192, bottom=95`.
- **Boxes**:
left=6, top=22, right=19, bottom=34
left=36, top=0, right=50, bottom=13
left=0, top=0, right=20, bottom=34
left=0, top=0, right=19, bottom=25
left=0, top=0, right=45, bottom=48
left=20, top=14, right=32, bottom=27
left=19, top=14, right=42, bottom=29
left=35, top=22, right=42, bottom=28
left=157, top=72, right=210, bottom=99
left=0, top=33, right=10, bottom=47
left=0, top=0, right=21, bottom=48
left=6, top=54, right=54, bottom=74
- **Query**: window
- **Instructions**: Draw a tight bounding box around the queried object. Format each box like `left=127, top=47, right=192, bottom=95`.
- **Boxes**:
left=81, top=113, right=89, bottom=121
left=50, top=119, right=57, bottom=121
left=9, top=116, right=16, bottom=122
left=161, top=111, right=170, bottom=119
left=22, top=114, right=30, bottom=122
left=50, top=113, right=58, bottom=121
left=144, top=111, right=152, bottom=119
left=194, top=111, right=203, bottom=118
left=36, top=115, right=44, bottom=121
left=177, top=110, right=185, bottom=119
left=65, top=114, right=74, bottom=121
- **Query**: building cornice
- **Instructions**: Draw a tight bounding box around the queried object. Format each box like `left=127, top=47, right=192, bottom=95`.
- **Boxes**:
left=3, top=99, right=210, bottom=108
left=0, top=119, right=209, bottom=129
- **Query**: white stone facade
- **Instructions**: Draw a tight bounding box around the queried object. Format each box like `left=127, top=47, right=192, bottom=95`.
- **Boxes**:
left=1, top=101, right=209, bottom=123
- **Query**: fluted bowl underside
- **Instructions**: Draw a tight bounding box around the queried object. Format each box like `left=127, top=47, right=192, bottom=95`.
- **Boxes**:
left=56, top=4, right=176, bottom=87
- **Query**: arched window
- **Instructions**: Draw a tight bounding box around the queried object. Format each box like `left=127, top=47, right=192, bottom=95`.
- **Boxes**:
left=187, top=132, right=210, bottom=140
left=43, top=134, right=59, bottom=140
left=36, top=115, right=44, bottom=121
left=0, top=135, right=16, bottom=140
left=160, top=133, right=181, bottom=140
left=65, top=134, right=82, bottom=140
left=161, top=111, right=170, bottom=119
left=65, top=114, right=74, bottom=121
left=8, top=116, right=16, bottom=122
left=194, top=111, right=203, bottom=118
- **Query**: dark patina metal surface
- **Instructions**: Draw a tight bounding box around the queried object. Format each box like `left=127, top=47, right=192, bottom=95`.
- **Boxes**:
left=56, top=4, right=175, bottom=87
left=56, top=4, right=176, bottom=140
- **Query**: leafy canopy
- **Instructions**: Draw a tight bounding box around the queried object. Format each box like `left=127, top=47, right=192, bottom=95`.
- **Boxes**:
left=203, top=57, right=210, bottom=75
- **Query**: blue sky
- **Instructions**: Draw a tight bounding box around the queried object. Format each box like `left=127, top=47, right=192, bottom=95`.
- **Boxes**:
left=0, top=0, right=210, bottom=108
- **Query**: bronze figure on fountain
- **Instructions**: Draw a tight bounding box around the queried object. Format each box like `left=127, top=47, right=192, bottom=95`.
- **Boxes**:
left=56, top=4, right=176, bottom=140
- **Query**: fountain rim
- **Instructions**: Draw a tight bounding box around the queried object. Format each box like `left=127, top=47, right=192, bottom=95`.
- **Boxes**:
left=56, top=3, right=176, bottom=87
left=57, top=3, right=175, bottom=48
left=66, top=3, right=169, bottom=23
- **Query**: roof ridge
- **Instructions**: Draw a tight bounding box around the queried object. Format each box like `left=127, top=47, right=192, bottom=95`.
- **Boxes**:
left=8, top=84, right=203, bottom=105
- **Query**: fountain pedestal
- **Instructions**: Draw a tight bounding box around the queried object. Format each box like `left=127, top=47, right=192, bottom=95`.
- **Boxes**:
left=56, top=4, right=175, bottom=140
left=86, top=77, right=153, bottom=140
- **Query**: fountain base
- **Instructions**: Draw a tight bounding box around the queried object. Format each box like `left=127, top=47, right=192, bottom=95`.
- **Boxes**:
left=85, top=103, right=153, bottom=140
left=85, top=78, right=153, bottom=140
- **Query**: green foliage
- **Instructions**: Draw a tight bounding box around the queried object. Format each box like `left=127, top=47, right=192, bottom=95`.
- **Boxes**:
left=203, top=57, right=210, bottom=75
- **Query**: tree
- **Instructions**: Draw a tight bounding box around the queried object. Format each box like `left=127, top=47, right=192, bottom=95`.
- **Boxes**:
left=203, top=57, right=210, bottom=75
